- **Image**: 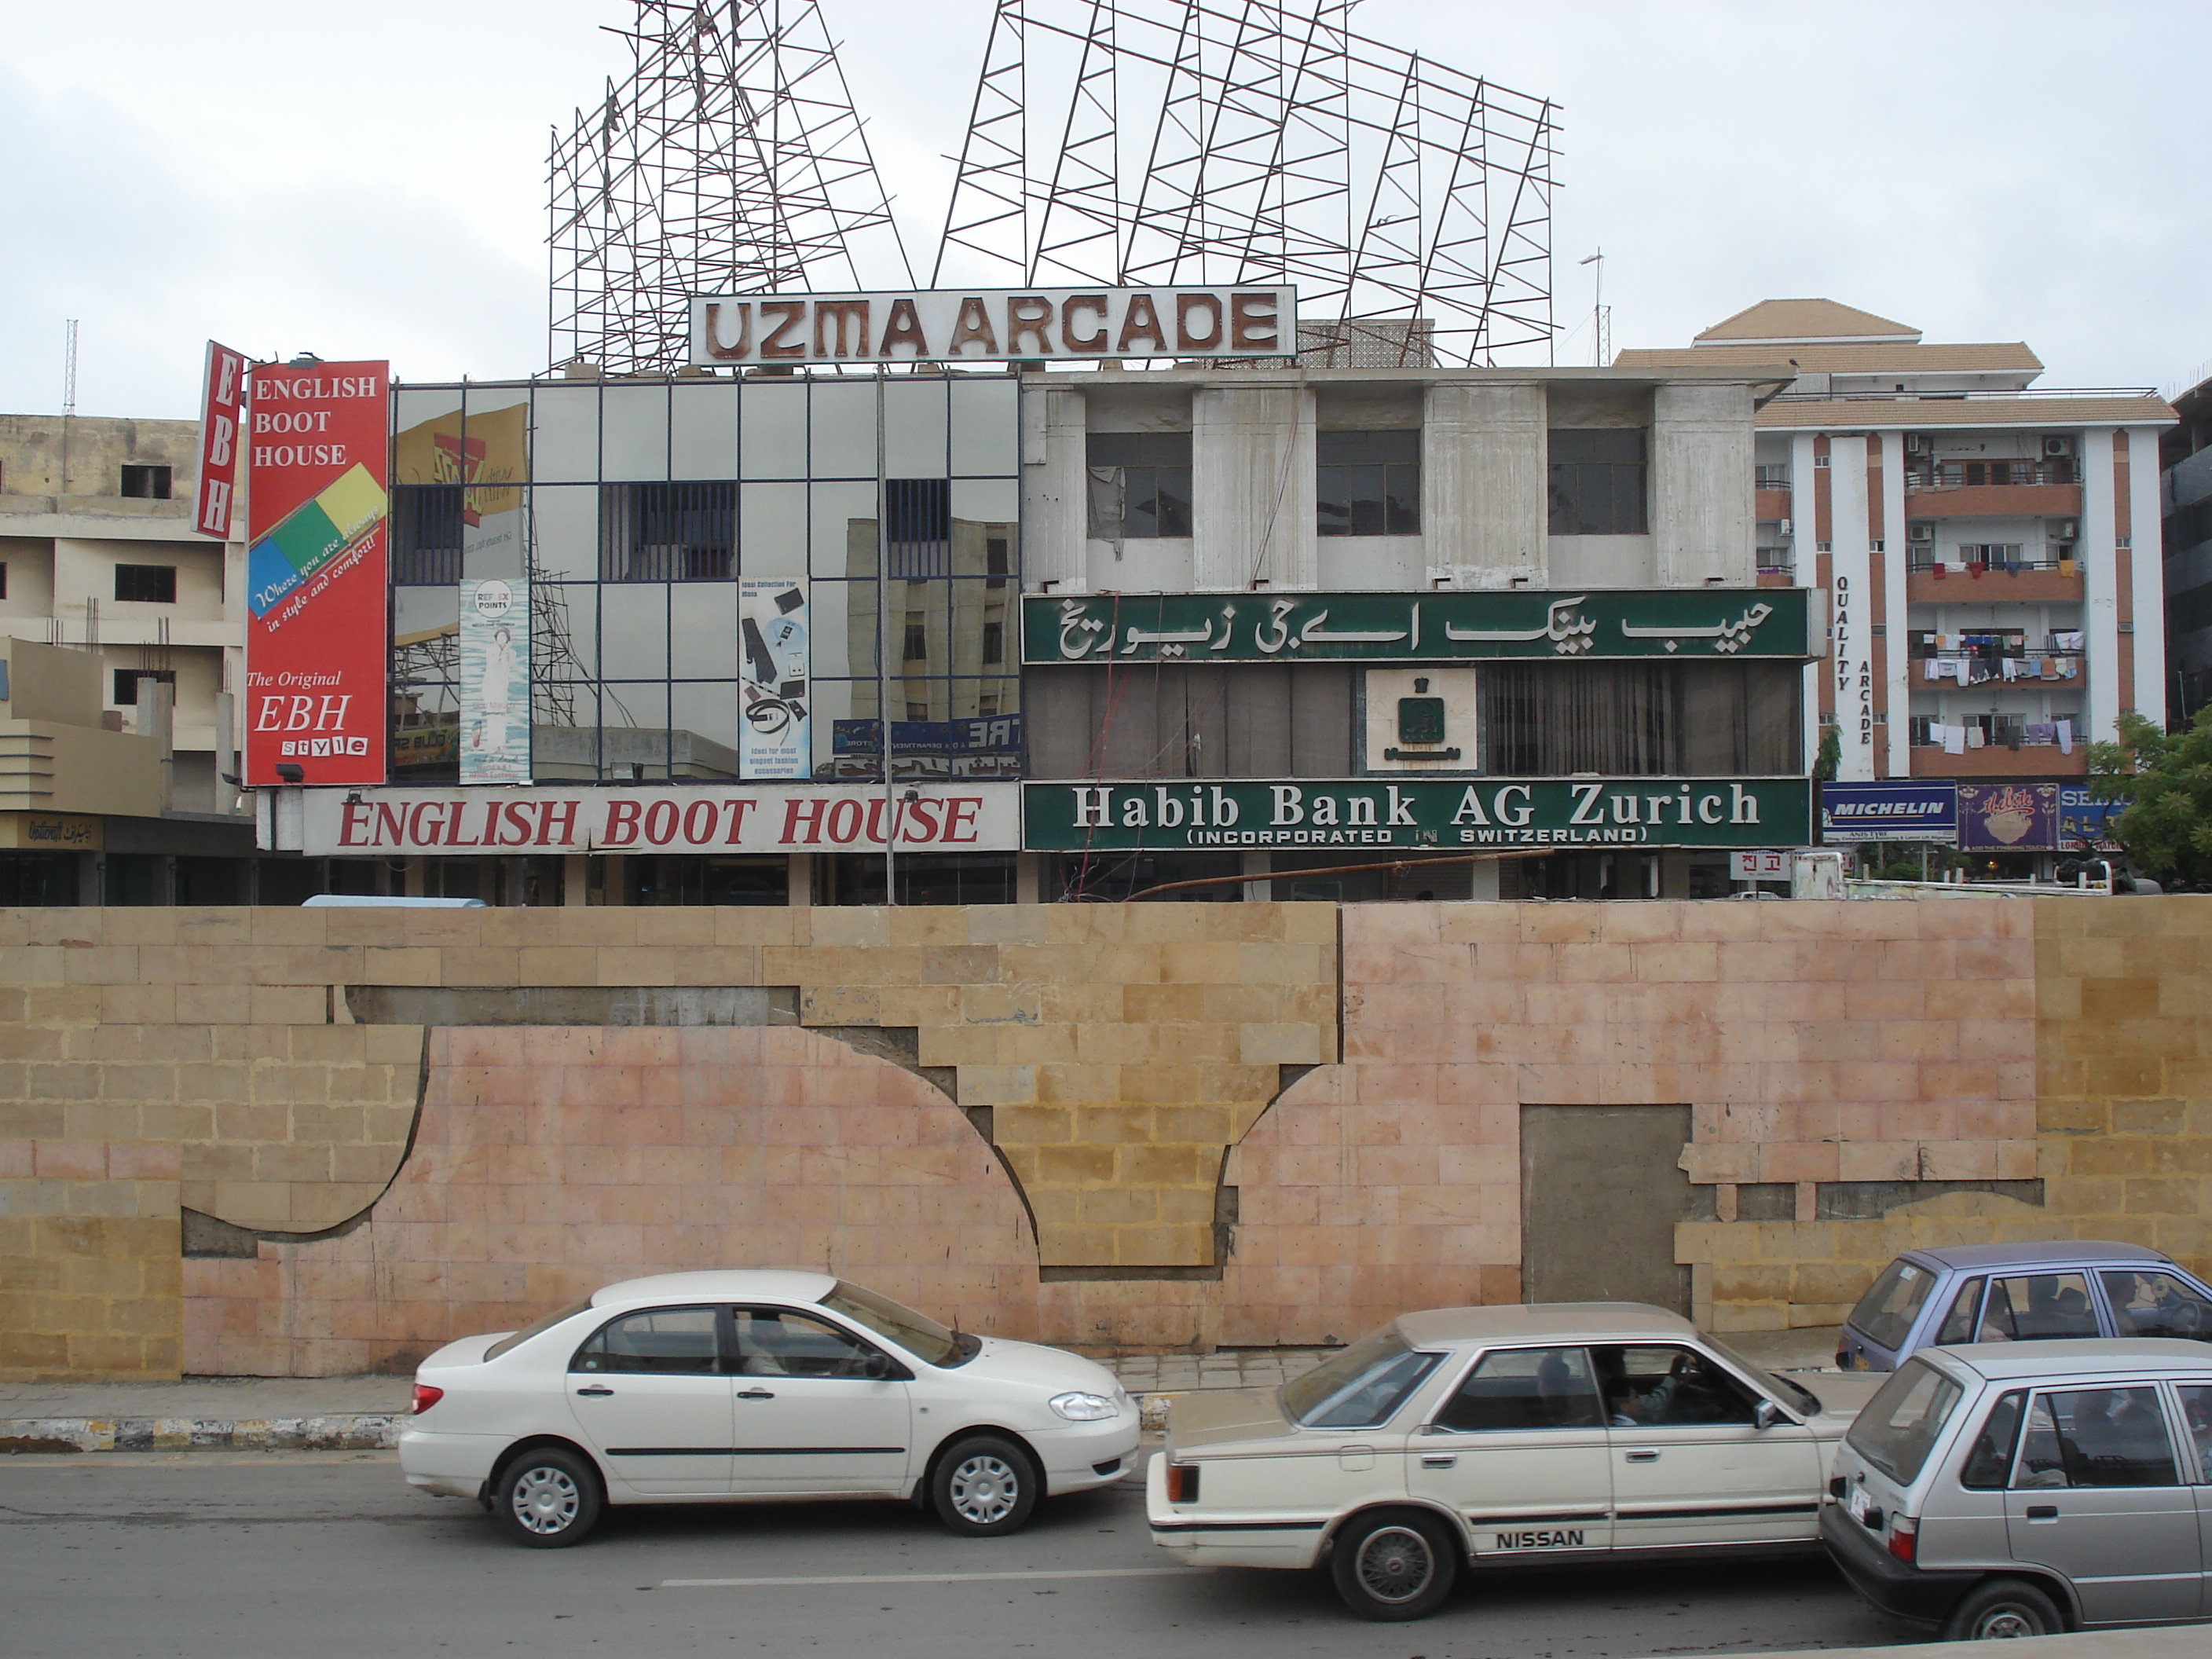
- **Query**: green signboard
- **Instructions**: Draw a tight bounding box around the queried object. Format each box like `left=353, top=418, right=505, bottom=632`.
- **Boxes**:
left=1025, top=588, right=1815, bottom=665
left=1023, top=778, right=1813, bottom=851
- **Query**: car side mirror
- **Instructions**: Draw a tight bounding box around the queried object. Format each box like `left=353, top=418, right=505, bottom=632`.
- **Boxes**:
left=862, top=1351, right=892, bottom=1380
left=1754, top=1400, right=1785, bottom=1431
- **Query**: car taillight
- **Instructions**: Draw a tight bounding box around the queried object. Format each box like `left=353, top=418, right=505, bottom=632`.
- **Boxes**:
left=412, top=1384, right=444, bottom=1415
left=1887, top=1513, right=1917, bottom=1564
left=1165, top=1463, right=1200, bottom=1503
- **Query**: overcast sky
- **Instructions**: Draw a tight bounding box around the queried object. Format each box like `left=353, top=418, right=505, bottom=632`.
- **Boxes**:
left=3, top=0, right=2206, bottom=419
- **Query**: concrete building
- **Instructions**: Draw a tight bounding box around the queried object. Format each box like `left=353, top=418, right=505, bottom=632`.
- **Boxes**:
left=0, top=414, right=255, bottom=902
left=2161, top=368, right=2212, bottom=723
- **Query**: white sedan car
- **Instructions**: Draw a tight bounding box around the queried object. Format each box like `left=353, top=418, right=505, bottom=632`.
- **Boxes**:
left=402, top=1270, right=1138, bottom=1547
left=1148, top=1302, right=1882, bottom=1620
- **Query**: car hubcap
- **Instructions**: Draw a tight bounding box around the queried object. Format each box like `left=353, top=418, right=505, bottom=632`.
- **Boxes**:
left=512, top=1466, right=579, bottom=1535
left=1357, top=1526, right=1434, bottom=1603
left=948, top=1455, right=1020, bottom=1525
left=1977, top=1609, right=2038, bottom=1639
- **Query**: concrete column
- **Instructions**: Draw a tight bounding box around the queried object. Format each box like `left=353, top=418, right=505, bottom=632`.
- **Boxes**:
left=401, top=857, right=426, bottom=898
left=1652, top=383, right=1756, bottom=585
left=1013, top=851, right=1042, bottom=905
left=600, top=854, right=627, bottom=904
left=786, top=851, right=814, bottom=907
left=2128, top=427, right=2167, bottom=722
left=2080, top=427, right=2120, bottom=742
left=1791, top=433, right=1822, bottom=775
left=562, top=854, right=589, bottom=906
left=1021, top=385, right=1088, bottom=591
left=1422, top=382, right=1545, bottom=585
left=1826, top=434, right=1876, bottom=781
left=1240, top=849, right=1269, bottom=903
left=1877, top=432, right=1911, bottom=779
left=1192, top=384, right=1316, bottom=591
left=1468, top=858, right=1501, bottom=901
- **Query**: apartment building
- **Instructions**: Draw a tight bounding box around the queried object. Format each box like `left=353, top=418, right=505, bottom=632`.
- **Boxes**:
left=1618, top=302, right=2174, bottom=868
left=0, top=414, right=255, bottom=902
left=2163, top=368, right=2212, bottom=723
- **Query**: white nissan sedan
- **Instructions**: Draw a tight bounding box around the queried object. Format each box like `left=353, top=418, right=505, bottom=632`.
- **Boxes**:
left=1148, top=1303, right=1883, bottom=1620
left=401, top=1270, right=1137, bottom=1547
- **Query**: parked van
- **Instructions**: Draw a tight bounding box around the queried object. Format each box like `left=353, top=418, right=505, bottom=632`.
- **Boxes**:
left=1835, top=1242, right=2212, bottom=1372
left=1823, top=1338, right=2212, bottom=1640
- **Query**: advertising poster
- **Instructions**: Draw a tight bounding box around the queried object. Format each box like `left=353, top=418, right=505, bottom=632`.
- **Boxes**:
left=244, top=360, right=390, bottom=786
left=460, top=579, right=529, bottom=785
left=192, top=341, right=247, bottom=539
left=1958, top=782, right=2059, bottom=851
left=1818, top=780, right=1958, bottom=844
left=392, top=397, right=528, bottom=570
left=2057, top=785, right=2123, bottom=852
left=739, top=578, right=809, bottom=779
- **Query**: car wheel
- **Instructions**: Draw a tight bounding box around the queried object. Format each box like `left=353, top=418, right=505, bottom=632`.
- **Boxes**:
left=931, top=1435, right=1038, bottom=1536
left=1942, top=1578, right=2062, bottom=1641
left=493, top=1447, right=602, bottom=1548
left=1329, top=1510, right=1459, bottom=1622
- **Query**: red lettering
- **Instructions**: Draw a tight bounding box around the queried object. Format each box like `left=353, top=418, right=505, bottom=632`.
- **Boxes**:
left=866, top=798, right=892, bottom=846
left=539, top=800, right=578, bottom=845
left=375, top=803, right=406, bottom=846
left=501, top=802, right=537, bottom=846
left=603, top=800, right=641, bottom=847
left=721, top=799, right=756, bottom=844
left=445, top=803, right=481, bottom=847
left=825, top=799, right=864, bottom=844
left=903, top=797, right=941, bottom=843
left=682, top=799, right=719, bottom=845
left=339, top=800, right=369, bottom=847
left=643, top=800, right=679, bottom=845
left=780, top=797, right=829, bottom=844
left=408, top=803, right=445, bottom=845
left=943, top=798, right=981, bottom=843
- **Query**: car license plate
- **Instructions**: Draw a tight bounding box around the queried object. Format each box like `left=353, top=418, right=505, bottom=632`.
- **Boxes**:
left=1846, top=1483, right=1873, bottom=1524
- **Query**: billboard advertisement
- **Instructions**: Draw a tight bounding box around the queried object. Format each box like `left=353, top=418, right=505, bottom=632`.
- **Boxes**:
left=1818, top=780, right=1958, bottom=844
left=244, top=361, right=390, bottom=786
left=1958, top=782, right=2059, bottom=851
left=192, top=341, right=247, bottom=539
left=460, top=579, right=529, bottom=786
left=2057, top=785, right=2123, bottom=852
left=739, top=578, right=809, bottom=779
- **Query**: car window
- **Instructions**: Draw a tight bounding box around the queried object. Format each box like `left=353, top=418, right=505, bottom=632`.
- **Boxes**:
left=485, top=1296, right=595, bottom=1361
left=1959, top=1389, right=2027, bottom=1489
left=2175, top=1386, right=2212, bottom=1481
left=2101, top=1271, right=2212, bottom=1342
left=1280, top=1327, right=1442, bottom=1430
left=1847, top=1358, right=1965, bottom=1485
left=1979, top=1273, right=2099, bottom=1342
left=571, top=1306, right=721, bottom=1375
left=1434, top=1346, right=1604, bottom=1433
left=1848, top=1258, right=1937, bottom=1351
left=733, top=1308, right=881, bottom=1379
left=819, top=1280, right=970, bottom=1368
left=1933, top=1276, right=1986, bottom=1346
left=1591, top=1345, right=1757, bottom=1429
left=2013, top=1387, right=2178, bottom=1489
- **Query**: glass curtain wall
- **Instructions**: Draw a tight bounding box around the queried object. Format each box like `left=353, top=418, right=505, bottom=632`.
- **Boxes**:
left=389, top=373, right=1021, bottom=783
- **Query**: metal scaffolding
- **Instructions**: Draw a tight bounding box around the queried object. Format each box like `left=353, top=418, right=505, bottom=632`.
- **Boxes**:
left=549, top=0, right=913, bottom=374
left=549, top=1, right=1558, bottom=372
left=934, top=0, right=1559, bottom=365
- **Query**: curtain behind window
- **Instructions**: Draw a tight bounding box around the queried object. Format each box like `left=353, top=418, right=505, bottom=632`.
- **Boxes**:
left=1482, top=662, right=1800, bottom=775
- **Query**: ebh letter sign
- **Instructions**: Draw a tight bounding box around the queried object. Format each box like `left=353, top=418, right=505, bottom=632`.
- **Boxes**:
left=244, top=362, right=390, bottom=786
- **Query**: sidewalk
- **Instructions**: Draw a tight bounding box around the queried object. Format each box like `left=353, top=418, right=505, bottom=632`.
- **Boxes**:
left=1, top=1327, right=1843, bottom=1453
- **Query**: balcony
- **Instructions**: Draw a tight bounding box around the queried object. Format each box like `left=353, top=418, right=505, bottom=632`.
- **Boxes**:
left=1754, top=486, right=1792, bottom=521
left=1909, top=743, right=2086, bottom=779
left=1905, top=460, right=2079, bottom=520
left=1907, top=564, right=2082, bottom=603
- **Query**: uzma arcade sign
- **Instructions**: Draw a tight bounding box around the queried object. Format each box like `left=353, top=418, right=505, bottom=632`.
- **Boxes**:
left=1024, top=778, right=1812, bottom=851
left=1025, top=588, right=1816, bottom=665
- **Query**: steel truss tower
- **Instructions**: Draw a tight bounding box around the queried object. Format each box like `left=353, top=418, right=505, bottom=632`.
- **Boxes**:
left=550, top=1, right=913, bottom=374
left=935, top=0, right=1560, bottom=366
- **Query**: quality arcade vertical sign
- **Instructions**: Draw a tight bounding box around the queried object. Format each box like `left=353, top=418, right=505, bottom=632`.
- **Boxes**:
left=244, top=362, right=390, bottom=786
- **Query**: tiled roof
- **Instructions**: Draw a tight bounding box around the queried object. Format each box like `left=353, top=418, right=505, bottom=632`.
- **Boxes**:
left=1694, top=298, right=1919, bottom=344
left=1616, top=342, right=2042, bottom=375
left=1756, top=395, right=2174, bottom=430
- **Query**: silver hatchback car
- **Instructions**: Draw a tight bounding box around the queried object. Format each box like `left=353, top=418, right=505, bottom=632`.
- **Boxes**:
left=1822, top=1339, right=2212, bottom=1640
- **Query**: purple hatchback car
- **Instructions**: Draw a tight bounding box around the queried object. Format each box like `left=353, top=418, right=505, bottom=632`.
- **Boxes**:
left=1836, top=1240, right=2212, bottom=1372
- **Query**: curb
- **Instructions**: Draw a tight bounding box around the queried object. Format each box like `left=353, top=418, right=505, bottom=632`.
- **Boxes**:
left=0, top=1414, right=401, bottom=1454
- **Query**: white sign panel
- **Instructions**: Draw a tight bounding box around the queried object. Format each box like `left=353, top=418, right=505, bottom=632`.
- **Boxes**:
left=299, top=783, right=1018, bottom=856
left=690, top=286, right=1296, bottom=366
left=460, top=578, right=529, bottom=785
left=739, top=578, right=809, bottom=780
left=1731, top=849, right=1791, bottom=881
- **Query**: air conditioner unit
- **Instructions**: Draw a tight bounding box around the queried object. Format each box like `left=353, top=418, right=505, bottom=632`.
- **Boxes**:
left=1906, top=434, right=1932, bottom=455
left=2043, top=436, right=2075, bottom=459
left=1909, top=522, right=1935, bottom=542
left=1778, top=519, right=1793, bottom=536
left=2056, top=519, right=2078, bottom=540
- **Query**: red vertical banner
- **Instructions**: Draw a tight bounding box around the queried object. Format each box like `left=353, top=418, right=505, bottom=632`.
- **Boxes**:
left=243, top=361, right=390, bottom=786
left=192, top=341, right=246, bottom=538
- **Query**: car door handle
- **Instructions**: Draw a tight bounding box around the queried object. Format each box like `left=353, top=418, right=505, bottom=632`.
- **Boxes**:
left=1624, top=1448, right=1660, bottom=1463
left=2025, top=1504, right=2058, bottom=1520
left=575, top=1386, right=613, bottom=1397
left=1421, top=1454, right=1457, bottom=1469
left=737, top=1388, right=776, bottom=1401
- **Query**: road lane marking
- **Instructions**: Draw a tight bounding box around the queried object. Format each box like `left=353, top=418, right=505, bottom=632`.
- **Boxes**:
left=663, top=1567, right=1204, bottom=1588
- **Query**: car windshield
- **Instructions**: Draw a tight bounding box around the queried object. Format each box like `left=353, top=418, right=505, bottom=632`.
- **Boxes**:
left=1847, top=1357, right=1965, bottom=1485
left=819, top=1281, right=975, bottom=1369
left=1280, top=1327, right=1442, bottom=1429
left=482, top=1296, right=595, bottom=1362
left=1848, top=1258, right=1938, bottom=1352
left=1702, top=1333, right=1823, bottom=1416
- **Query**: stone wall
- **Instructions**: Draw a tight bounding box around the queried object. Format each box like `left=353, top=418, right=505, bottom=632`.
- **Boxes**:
left=5, top=895, right=2210, bottom=1379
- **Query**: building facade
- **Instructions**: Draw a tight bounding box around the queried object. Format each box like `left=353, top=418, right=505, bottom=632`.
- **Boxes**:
left=1619, top=301, right=2175, bottom=873
left=0, top=414, right=255, bottom=903
left=2162, top=369, right=2212, bottom=723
